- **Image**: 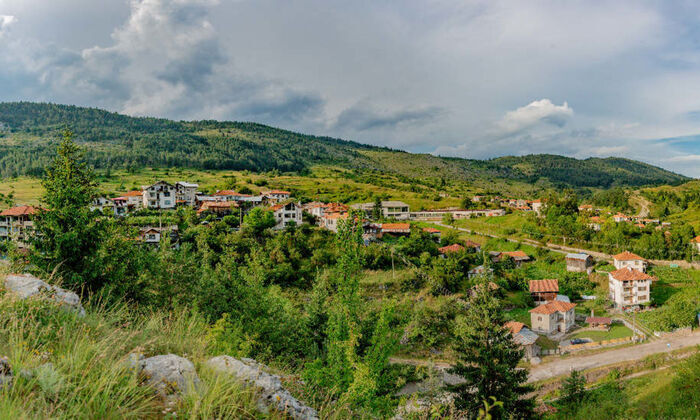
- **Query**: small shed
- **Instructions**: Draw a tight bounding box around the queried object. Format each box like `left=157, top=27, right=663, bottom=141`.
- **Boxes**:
left=585, top=316, right=612, bottom=329
left=566, top=253, right=594, bottom=273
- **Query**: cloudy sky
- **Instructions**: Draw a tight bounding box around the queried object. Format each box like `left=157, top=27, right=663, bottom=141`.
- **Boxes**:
left=2, top=0, right=700, bottom=176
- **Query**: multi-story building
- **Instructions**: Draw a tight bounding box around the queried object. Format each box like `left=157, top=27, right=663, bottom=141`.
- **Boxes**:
left=175, top=182, right=199, bottom=206
left=608, top=268, right=653, bottom=309
left=352, top=201, right=411, bottom=220
left=262, top=190, right=291, bottom=202
left=142, top=181, right=177, bottom=210
left=529, top=300, right=577, bottom=334
left=270, top=202, right=303, bottom=230
left=0, top=205, right=41, bottom=245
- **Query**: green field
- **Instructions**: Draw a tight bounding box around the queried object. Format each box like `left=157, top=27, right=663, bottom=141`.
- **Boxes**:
left=569, top=324, right=634, bottom=341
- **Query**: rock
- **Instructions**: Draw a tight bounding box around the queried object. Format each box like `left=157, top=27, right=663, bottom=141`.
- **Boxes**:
left=0, top=357, right=12, bottom=388
left=4, top=274, right=85, bottom=316
left=393, top=392, right=456, bottom=420
left=138, top=354, right=200, bottom=401
left=206, top=356, right=319, bottom=420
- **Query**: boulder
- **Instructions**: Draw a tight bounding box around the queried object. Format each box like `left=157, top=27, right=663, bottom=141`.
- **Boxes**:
left=206, top=356, right=319, bottom=420
left=3, top=274, right=85, bottom=316
left=0, top=357, right=12, bottom=388
left=137, top=354, right=200, bottom=401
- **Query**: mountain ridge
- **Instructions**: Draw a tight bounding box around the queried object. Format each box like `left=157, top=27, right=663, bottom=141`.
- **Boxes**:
left=0, top=101, right=689, bottom=189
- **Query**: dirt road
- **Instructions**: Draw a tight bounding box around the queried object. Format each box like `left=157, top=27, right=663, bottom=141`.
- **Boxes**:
left=527, top=331, right=700, bottom=382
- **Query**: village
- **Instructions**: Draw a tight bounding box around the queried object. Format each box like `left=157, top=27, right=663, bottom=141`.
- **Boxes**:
left=1, top=179, right=696, bottom=370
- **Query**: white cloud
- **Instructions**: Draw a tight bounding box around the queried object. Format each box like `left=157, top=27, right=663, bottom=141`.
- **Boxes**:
left=497, top=99, right=573, bottom=135
left=0, top=15, right=16, bottom=35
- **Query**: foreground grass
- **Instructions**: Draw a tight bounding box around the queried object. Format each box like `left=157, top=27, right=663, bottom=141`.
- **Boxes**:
left=569, top=324, right=634, bottom=341
left=0, top=288, right=274, bottom=419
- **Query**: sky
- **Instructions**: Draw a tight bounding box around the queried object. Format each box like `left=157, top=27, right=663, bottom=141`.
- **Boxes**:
left=2, top=1, right=700, bottom=176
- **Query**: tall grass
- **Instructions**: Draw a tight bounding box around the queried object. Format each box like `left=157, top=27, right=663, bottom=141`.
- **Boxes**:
left=0, top=289, right=279, bottom=419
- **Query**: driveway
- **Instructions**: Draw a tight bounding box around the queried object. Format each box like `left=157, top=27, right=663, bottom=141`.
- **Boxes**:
left=528, top=331, right=700, bottom=382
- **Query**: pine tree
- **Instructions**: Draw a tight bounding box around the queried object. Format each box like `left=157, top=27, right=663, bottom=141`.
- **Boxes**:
left=448, top=283, right=534, bottom=418
left=30, top=130, right=104, bottom=291
left=561, top=369, right=587, bottom=408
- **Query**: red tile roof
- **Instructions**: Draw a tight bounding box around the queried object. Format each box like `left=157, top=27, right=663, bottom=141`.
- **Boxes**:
left=609, top=267, right=653, bottom=281
left=123, top=190, right=143, bottom=197
left=505, top=321, right=525, bottom=334
left=264, top=190, right=290, bottom=195
left=381, top=223, right=410, bottom=232
left=529, top=300, right=577, bottom=315
left=0, top=205, right=41, bottom=216
left=464, top=240, right=481, bottom=248
left=438, top=243, right=464, bottom=254
left=423, top=227, right=441, bottom=234
left=692, top=235, right=700, bottom=244
left=529, top=279, right=559, bottom=293
left=502, top=250, right=530, bottom=260
left=612, top=251, right=644, bottom=261
left=215, top=190, right=251, bottom=197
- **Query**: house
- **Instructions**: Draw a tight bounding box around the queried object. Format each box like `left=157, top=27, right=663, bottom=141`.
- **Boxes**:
left=321, top=212, right=348, bottom=232
left=612, top=251, right=647, bottom=272
left=198, top=201, right=238, bottom=217
left=613, top=213, right=630, bottom=223
left=362, top=223, right=382, bottom=244
left=379, top=223, right=411, bottom=237
left=529, top=279, right=559, bottom=304
left=464, top=240, right=481, bottom=253
left=469, top=281, right=500, bottom=297
left=139, top=226, right=179, bottom=245
left=588, top=216, right=602, bottom=231
left=585, top=316, right=612, bottom=329
left=262, top=190, right=291, bottom=202
left=692, top=236, right=700, bottom=252
left=438, top=243, right=464, bottom=255
left=142, top=181, right=177, bottom=210
left=505, top=321, right=540, bottom=359
left=214, top=190, right=253, bottom=202
left=112, top=197, right=129, bottom=216
left=121, top=190, right=144, bottom=209
left=608, top=267, right=653, bottom=309
left=492, top=250, right=531, bottom=266
left=0, top=205, right=41, bottom=244
left=175, top=182, right=199, bottom=206
left=531, top=199, right=544, bottom=216
left=467, top=265, right=494, bottom=279
left=566, top=253, right=594, bottom=273
left=529, top=300, right=577, bottom=335
left=270, top=202, right=303, bottom=230
left=578, top=204, right=594, bottom=212
left=352, top=201, right=410, bottom=220
left=90, top=197, right=113, bottom=213
left=422, top=227, right=442, bottom=240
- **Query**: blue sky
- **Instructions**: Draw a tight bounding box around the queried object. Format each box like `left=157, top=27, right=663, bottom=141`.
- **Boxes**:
left=1, top=0, right=700, bottom=176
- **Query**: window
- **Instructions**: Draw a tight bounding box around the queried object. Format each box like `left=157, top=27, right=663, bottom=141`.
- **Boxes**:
left=538, top=316, right=542, bottom=321
left=164, top=192, right=171, bottom=197
left=164, top=201, right=171, bottom=206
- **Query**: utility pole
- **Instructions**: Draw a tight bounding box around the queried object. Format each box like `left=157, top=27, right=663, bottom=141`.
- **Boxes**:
left=391, top=247, right=395, bottom=280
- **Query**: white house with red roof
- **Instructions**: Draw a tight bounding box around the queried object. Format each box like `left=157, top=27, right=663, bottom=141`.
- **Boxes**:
left=612, top=251, right=647, bottom=272
left=262, top=190, right=291, bottom=202
left=691, top=236, right=700, bottom=252
left=141, top=181, right=177, bottom=210
left=608, top=268, right=653, bottom=309
left=530, top=300, right=577, bottom=334
left=270, top=202, right=303, bottom=230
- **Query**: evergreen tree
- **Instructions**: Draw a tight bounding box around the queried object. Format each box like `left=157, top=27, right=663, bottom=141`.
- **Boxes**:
left=561, top=369, right=587, bottom=408
left=30, top=130, right=104, bottom=291
left=448, top=283, right=534, bottom=418
left=372, top=196, right=383, bottom=221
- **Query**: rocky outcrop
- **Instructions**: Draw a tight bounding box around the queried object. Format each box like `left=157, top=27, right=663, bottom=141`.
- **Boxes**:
left=135, top=354, right=201, bottom=402
left=3, top=274, right=85, bottom=316
left=206, top=356, right=319, bottom=420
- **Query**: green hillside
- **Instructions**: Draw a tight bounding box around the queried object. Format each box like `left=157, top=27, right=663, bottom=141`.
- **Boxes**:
left=0, top=102, right=689, bottom=189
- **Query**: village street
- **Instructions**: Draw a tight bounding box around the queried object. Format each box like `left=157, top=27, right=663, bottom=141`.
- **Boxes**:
left=527, top=330, right=700, bottom=382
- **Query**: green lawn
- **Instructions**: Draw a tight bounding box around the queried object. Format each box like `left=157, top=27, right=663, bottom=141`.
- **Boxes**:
left=569, top=324, right=633, bottom=341
left=504, top=307, right=531, bottom=327
left=536, top=335, right=559, bottom=350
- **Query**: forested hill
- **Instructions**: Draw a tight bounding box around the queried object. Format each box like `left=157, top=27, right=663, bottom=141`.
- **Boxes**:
left=0, top=102, right=689, bottom=188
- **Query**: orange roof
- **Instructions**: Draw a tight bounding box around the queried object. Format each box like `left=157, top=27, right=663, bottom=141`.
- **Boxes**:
left=423, top=227, right=441, bottom=234
left=612, top=251, right=644, bottom=261
left=324, top=212, right=348, bottom=220
left=529, top=279, right=559, bottom=293
left=264, top=190, right=290, bottom=195
left=381, top=223, right=410, bottom=231
left=438, top=243, right=464, bottom=254
left=505, top=321, right=525, bottom=334
left=590, top=216, right=602, bottom=222
left=692, top=236, right=700, bottom=243
left=609, top=267, right=653, bottom=281
left=502, top=250, right=529, bottom=260
left=464, top=240, right=481, bottom=248
left=0, top=205, right=41, bottom=216
left=529, top=300, right=577, bottom=315
left=123, top=190, right=143, bottom=197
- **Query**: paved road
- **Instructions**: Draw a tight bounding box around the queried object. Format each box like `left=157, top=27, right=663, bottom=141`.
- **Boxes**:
left=527, top=331, right=700, bottom=382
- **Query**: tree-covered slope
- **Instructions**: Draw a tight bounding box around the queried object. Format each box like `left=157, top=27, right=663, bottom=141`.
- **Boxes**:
left=0, top=102, right=689, bottom=188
